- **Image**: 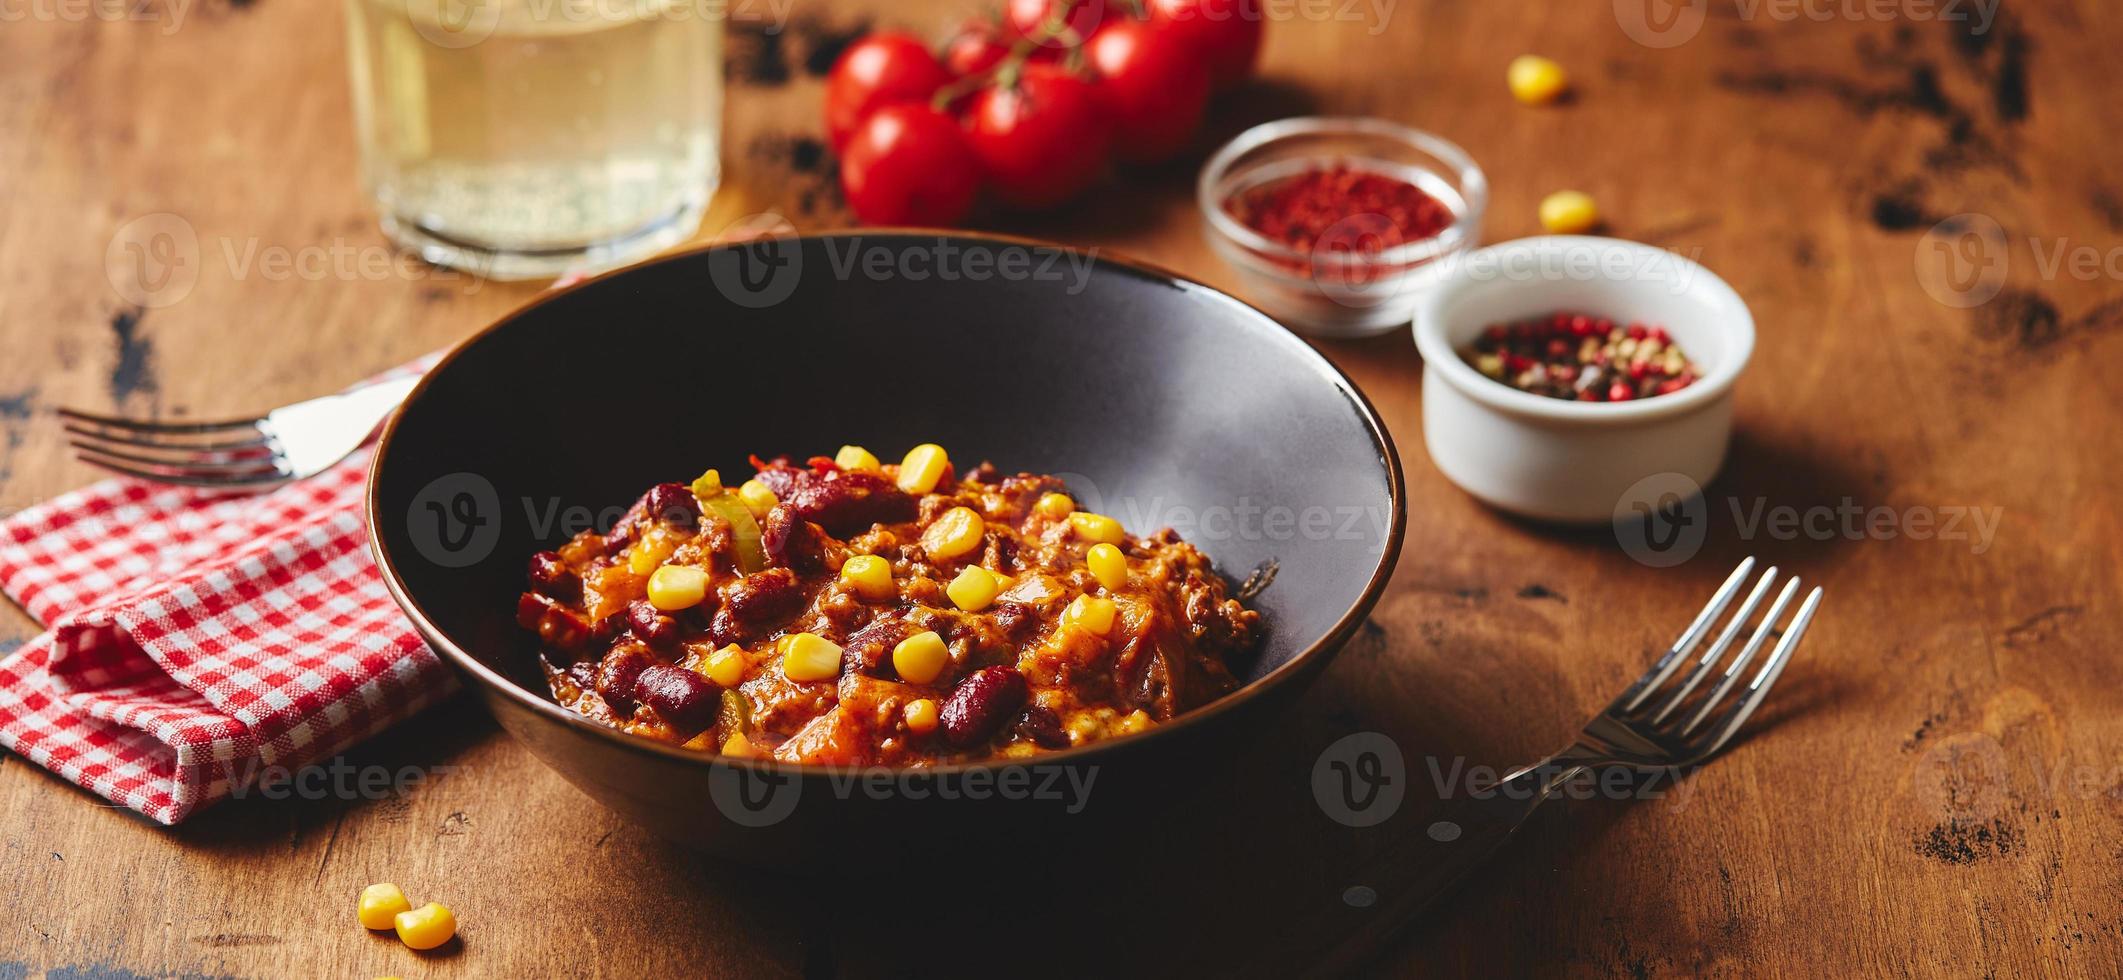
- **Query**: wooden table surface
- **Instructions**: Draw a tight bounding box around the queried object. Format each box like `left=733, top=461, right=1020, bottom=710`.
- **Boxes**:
left=4, top=0, right=2120, bottom=976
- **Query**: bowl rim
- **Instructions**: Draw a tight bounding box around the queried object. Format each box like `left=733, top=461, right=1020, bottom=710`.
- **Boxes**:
left=1197, top=115, right=1491, bottom=273
left=1411, top=235, right=1755, bottom=424
left=365, top=228, right=1408, bottom=783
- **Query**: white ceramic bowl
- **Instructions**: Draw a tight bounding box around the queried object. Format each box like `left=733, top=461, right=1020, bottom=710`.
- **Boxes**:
left=1412, top=236, right=1755, bottom=523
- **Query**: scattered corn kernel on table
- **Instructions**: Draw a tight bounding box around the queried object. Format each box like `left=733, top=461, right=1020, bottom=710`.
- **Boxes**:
left=4, top=1, right=2122, bottom=976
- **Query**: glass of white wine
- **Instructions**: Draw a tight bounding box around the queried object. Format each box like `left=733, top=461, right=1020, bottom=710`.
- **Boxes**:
left=344, top=0, right=723, bottom=280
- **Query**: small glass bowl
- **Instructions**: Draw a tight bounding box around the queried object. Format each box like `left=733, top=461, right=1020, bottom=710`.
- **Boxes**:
left=1198, top=116, right=1488, bottom=338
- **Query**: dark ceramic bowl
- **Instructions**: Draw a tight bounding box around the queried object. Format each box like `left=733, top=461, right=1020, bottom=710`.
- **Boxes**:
left=367, top=232, right=1403, bottom=867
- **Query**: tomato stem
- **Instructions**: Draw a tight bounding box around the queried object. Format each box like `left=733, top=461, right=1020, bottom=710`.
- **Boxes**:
left=930, top=0, right=1102, bottom=110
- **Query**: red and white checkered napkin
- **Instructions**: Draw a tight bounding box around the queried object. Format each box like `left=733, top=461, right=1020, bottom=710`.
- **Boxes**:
left=0, top=445, right=456, bottom=824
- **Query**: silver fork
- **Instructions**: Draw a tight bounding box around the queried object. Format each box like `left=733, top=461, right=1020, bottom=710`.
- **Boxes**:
left=60, top=375, right=419, bottom=489
left=1310, top=556, right=1823, bottom=973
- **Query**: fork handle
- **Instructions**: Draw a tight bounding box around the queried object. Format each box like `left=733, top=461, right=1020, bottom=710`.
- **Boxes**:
left=1294, top=744, right=1603, bottom=977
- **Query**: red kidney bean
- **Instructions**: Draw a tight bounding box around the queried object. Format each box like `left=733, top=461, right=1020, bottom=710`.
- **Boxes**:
left=627, top=599, right=680, bottom=652
left=725, top=568, right=804, bottom=622
left=604, top=482, right=701, bottom=549
left=708, top=607, right=743, bottom=647
left=635, top=664, right=716, bottom=732
left=563, top=660, right=598, bottom=690
left=1018, top=704, right=1068, bottom=749
left=527, top=551, right=580, bottom=600
left=760, top=506, right=826, bottom=573
left=643, top=482, right=702, bottom=529
left=595, top=650, right=653, bottom=716
left=941, top=666, right=1028, bottom=747
left=756, top=463, right=918, bottom=537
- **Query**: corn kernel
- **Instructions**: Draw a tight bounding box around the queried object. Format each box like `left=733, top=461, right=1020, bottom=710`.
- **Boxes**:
left=897, top=443, right=951, bottom=494
left=904, top=698, right=940, bottom=733
left=839, top=554, right=895, bottom=601
left=690, top=468, right=723, bottom=498
left=1118, top=709, right=1152, bottom=735
left=627, top=526, right=677, bottom=575
left=892, top=630, right=950, bottom=685
left=722, top=732, right=754, bottom=756
left=737, top=479, right=778, bottom=518
left=1085, top=542, right=1128, bottom=591
left=834, top=444, right=882, bottom=472
left=782, top=632, right=844, bottom=683
left=704, top=644, right=748, bottom=687
left=358, top=883, right=411, bottom=931
left=1034, top=492, right=1075, bottom=519
left=647, top=564, right=708, bottom=611
left=1063, top=594, right=1118, bottom=635
left=1539, top=190, right=1600, bottom=234
left=947, top=566, right=1000, bottom=611
left=921, top=506, right=985, bottom=561
left=1067, top=511, right=1124, bottom=544
left=393, top=902, right=456, bottom=951
left=1507, top=54, right=1568, bottom=105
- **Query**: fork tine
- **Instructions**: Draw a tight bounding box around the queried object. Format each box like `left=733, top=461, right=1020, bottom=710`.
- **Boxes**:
left=62, top=422, right=271, bottom=454
left=66, top=440, right=286, bottom=475
left=57, top=406, right=264, bottom=434
left=73, top=450, right=289, bottom=487
left=1697, top=586, right=1823, bottom=757
left=1682, top=578, right=1801, bottom=734
left=1618, top=557, right=1757, bottom=712
left=1651, top=566, right=1780, bottom=723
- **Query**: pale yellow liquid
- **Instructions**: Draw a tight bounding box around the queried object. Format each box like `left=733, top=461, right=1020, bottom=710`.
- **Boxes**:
left=345, top=0, right=721, bottom=277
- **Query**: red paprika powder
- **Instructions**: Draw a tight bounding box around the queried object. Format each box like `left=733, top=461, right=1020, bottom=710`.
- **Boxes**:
left=1225, top=165, right=1455, bottom=258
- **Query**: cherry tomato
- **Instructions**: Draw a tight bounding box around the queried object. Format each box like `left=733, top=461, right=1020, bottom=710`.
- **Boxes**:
left=1147, top=0, right=1262, bottom=89
left=942, top=22, right=1011, bottom=78
left=824, top=33, right=955, bottom=150
left=839, top=104, right=981, bottom=226
left=964, top=65, right=1110, bottom=209
left=1004, top=0, right=1110, bottom=49
left=1085, top=19, right=1211, bottom=163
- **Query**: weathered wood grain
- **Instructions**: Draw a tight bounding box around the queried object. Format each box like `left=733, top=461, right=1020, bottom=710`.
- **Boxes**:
left=2, top=0, right=2119, bottom=976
